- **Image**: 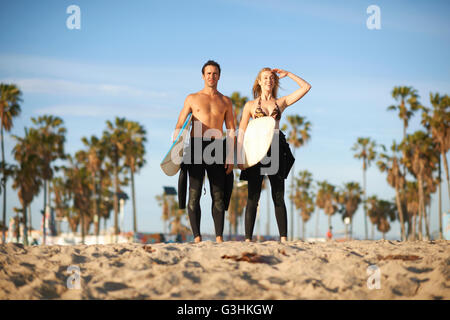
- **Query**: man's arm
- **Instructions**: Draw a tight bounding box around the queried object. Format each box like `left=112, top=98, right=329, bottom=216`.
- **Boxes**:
left=224, top=97, right=236, bottom=174
left=173, top=95, right=193, bottom=141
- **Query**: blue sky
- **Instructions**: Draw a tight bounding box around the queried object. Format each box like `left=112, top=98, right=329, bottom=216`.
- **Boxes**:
left=1, top=0, right=449, bottom=240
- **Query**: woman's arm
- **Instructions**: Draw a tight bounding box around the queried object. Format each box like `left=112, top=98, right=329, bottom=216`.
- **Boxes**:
left=237, top=102, right=252, bottom=169
left=273, top=69, right=311, bottom=111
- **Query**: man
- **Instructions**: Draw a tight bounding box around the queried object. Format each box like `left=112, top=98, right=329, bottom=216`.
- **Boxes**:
left=173, top=60, right=235, bottom=243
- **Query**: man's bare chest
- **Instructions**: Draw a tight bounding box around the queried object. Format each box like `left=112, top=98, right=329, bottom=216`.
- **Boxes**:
left=192, top=98, right=227, bottom=116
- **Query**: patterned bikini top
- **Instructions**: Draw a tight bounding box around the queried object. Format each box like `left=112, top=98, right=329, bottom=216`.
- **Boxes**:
left=254, top=97, right=281, bottom=121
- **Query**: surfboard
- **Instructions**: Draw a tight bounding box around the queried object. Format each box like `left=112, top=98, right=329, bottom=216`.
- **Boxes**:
left=242, top=116, right=276, bottom=168
left=161, top=113, right=192, bottom=176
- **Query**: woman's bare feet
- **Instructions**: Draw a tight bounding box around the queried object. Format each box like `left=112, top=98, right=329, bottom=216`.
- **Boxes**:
left=245, top=239, right=252, bottom=243
left=194, top=236, right=202, bottom=243
left=216, top=236, right=223, bottom=243
left=280, top=237, right=287, bottom=243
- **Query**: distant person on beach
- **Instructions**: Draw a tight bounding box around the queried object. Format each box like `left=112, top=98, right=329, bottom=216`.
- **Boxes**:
left=326, top=227, right=333, bottom=241
left=173, top=60, right=235, bottom=243
left=237, top=68, right=311, bottom=243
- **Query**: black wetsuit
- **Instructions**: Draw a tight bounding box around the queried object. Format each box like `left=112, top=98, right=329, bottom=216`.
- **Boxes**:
left=240, top=98, right=294, bottom=240
left=182, top=137, right=230, bottom=239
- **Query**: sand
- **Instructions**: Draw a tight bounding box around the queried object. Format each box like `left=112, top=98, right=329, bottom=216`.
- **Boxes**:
left=0, top=240, right=448, bottom=300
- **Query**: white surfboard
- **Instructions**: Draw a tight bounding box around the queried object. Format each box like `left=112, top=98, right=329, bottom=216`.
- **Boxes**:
left=243, top=116, right=276, bottom=168
left=160, top=113, right=192, bottom=176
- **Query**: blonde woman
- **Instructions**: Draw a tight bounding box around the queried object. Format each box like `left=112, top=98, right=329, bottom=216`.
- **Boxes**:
left=237, top=68, right=311, bottom=242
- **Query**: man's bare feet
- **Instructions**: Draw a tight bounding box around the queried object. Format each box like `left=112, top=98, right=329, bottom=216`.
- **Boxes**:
left=194, top=236, right=202, bottom=243
left=216, top=236, right=223, bottom=243
left=280, top=237, right=287, bottom=243
left=245, top=239, right=252, bottom=243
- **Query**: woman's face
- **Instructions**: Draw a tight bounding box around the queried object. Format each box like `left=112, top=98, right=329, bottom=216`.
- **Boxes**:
left=258, top=70, right=275, bottom=93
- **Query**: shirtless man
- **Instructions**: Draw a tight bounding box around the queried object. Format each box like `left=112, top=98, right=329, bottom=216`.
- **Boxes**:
left=173, top=60, right=235, bottom=243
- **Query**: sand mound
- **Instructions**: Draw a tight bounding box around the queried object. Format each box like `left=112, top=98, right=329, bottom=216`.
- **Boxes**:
left=0, top=240, right=448, bottom=299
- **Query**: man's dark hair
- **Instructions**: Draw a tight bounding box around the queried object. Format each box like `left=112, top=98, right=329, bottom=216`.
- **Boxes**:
left=202, top=60, right=221, bottom=76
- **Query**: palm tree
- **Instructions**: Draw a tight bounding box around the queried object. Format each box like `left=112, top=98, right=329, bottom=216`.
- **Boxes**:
left=230, top=92, right=248, bottom=128
left=0, top=83, right=22, bottom=243
left=387, top=86, right=421, bottom=202
left=98, top=160, right=114, bottom=233
left=228, top=177, right=247, bottom=237
left=421, top=93, right=450, bottom=239
left=230, top=92, right=249, bottom=237
left=387, top=86, right=421, bottom=141
left=167, top=201, right=190, bottom=237
left=50, top=176, right=71, bottom=235
left=156, top=192, right=170, bottom=234
left=30, top=115, right=66, bottom=244
left=315, top=180, right=338, bottom=233
left=282, top=115, right=311, bottom=240
left=367, top=196, right=397, bottom=239
left=12, top=129, right=42, bottom=245
left=66, top=151, right=93, bottom=244
left=400, top=131, right=439, bottom=240
left=337, top=182, right=362, bottom=239
left=377, top=142, right=407, bottom=241
left=291, top=170, right=315, bottom=240
left=404, top=181, right=419, bottom=240
left=352, top=137, right=377, bottom=239
left=122, top=120, right=147, bottom=234
left=103, top=118, right=127, bottom=237
left=81, top=135, right=105, bottom=237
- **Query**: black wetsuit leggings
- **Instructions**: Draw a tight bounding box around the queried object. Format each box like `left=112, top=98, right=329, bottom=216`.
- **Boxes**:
left=187, top=163, right=225, bottom=239
left=245, top=174, right=288, bottom=240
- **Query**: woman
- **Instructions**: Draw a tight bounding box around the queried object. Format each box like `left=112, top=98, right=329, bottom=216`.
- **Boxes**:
left=237, top=68, right=311, bottom=242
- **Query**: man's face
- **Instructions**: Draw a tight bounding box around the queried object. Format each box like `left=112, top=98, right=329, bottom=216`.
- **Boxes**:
left=202, top=65, right=220, bottom=88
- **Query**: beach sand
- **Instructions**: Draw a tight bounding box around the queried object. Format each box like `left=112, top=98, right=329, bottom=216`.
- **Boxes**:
left=0, top=240, right=448, bottom=300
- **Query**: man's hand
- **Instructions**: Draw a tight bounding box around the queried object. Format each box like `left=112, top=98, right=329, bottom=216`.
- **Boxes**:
left=225, top=163, right=234, bottom=175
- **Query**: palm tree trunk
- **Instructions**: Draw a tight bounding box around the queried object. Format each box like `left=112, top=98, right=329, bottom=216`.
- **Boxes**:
left=1, top=124, right=6, bottom=244
left=441, top=150, right=450, bottom=203
left=344, top=223, right=348, bottom=240
left=28, top=205, right=32, bottom=240
left=406, top=216, right=412, bottom=240
left=113, top=154, right=119, bottom=239
left=302, top=217, right=305, bottom=241
left=424, top=202, right=431, bottom=240
left=350, top=218, right=353, bottom=240
left=418, top=175, right=425, bottom=240
left=290, top=149, right=296, bottom=241
left=22, top=206, right=28, bottom=245
left=80, top=210, right=85, bottom=245
left=315, top=207, right=319, bottom=238
left=42, top=180, right=47, bottom=244
left=362, top=166, right=368, bottom=240
left=394, top=186, right=406, bottom=241
left=438, top=155, right=443, bottom=239
left=131, top=169, right=137, bottom=233
left=92, top=173, right=99, bottom=237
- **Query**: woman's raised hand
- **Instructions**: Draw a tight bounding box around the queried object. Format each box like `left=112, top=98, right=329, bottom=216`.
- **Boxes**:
left=272, top=68, right=289, bottom=79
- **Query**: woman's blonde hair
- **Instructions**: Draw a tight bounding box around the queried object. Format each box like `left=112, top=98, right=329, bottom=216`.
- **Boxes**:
left=252, top=67, right=279, bottom=99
